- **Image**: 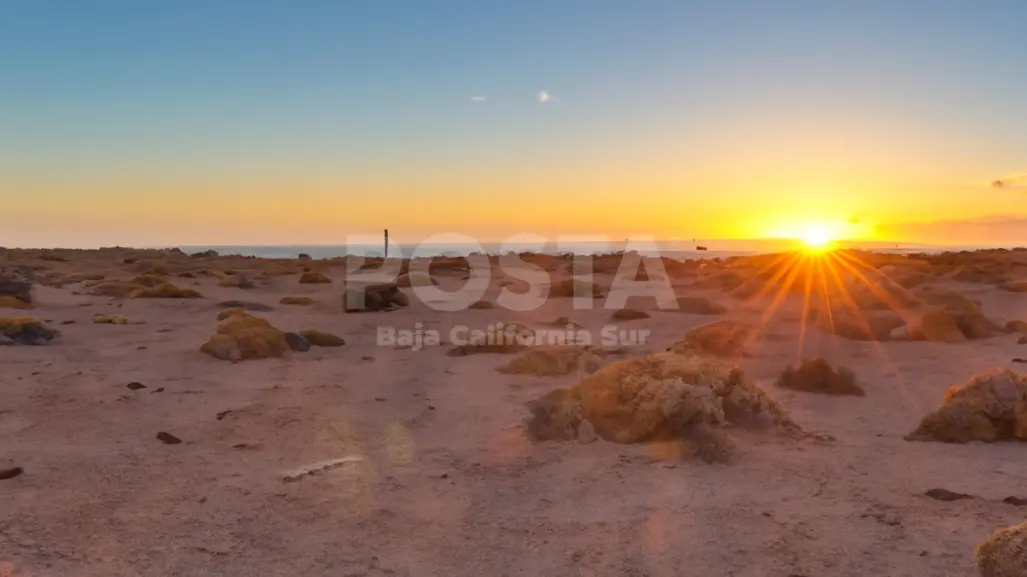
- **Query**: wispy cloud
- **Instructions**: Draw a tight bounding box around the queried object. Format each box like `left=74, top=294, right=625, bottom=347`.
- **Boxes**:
left=537, top=90, right=553, bottom=104
left=470, top=95, right=487, bottom=103
left=990, top=173, right=1027, bottom=191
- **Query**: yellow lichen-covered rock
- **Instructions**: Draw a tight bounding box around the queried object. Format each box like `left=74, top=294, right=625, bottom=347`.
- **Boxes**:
left=200, top=311, right=288, bottom=361
left=280, top=296, right=314, bottom=306
left=0, top=296, right=32, bottom=309
left=905, top=369, right=1027, bottom=443
left=976, top=521, right=1027, bottom=577
left=93, top=314, right=129, bottom=325
left=298, top=329, right=345, bottom=347
left=0, top=316, right=58, bottom=345
left=298, top=271, right=332, bottom=284
left=130, top=283, right=203, bottom=299
left=668, top=320, right=756, bottom=358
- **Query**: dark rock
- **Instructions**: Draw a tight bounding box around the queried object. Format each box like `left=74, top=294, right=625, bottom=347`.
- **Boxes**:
left=156, top=432, right=182, bottom=445
left=215, top=300, right=274, bottom=312
left=924, top=488, right=974, bottom=502
left=152, top=387, right=165, bottom=393
left=342, top=282, right=409, bottom=312
left=61, top=320, right=76, bottom=325
left=298, top=253, right=312, bottom=260
left=284, top=332, right=311, bottom=352
left=216, top=410, right=233, bottom=421
left=1003, top=496, right=1027, bottom=506
left=191, top=250, right=219, bottom=258
left=126, top=382, right=147, bottom=390
left=0, top=467, right=23, bottom=480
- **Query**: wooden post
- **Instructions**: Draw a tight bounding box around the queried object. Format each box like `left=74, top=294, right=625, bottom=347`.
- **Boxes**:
left=384, top=229, right=389, bottom=258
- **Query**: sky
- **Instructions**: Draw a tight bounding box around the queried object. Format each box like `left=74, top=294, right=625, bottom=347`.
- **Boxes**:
left=2, top=0, right=1027, bottom=248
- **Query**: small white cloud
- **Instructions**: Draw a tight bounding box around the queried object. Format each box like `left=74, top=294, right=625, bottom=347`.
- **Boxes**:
left=470, top=95, right=486, bottom=103
left=537, top=90, right=552, bottom=104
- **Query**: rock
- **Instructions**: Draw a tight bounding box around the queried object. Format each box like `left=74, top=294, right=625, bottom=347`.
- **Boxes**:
left=280, top=296, right=314, bottom=306
left=126, top=382, right=147, bottom=390
left=889, top=324, right=909, bottom=340
left=200, top=310, right=289, bottom=361
left=1002, top=496, right=1027, bottom=506
left=0, top=316, right=58, bottom=345
left=0, top=334, right=13, bottom=346
left=0, top=467, right=24, bottom=480
left=298, top=253, right=312, bottom=260
left=396, top=272, right=438, bottom=287
left=216, top=410, right=233, bottom=421
left=924, top=488, right=974, bottom=501
left=299, top=271, right=332, bottom=284
left=156, top=432, right=181, bottom=445
left=215, top=300, right=274, bottom=313
left=190, top=250, right=218, bottom=258
left=284, top=332, right=311, bottom=352
left=776, top=357, right=864, bottom=396
left=93, top=314, right=129, bottom=325
left=298, top=329, right=345, bottom=347
left=282, top=456, right=364, bottom=482
left=611, top=308, right=650, bottom=321
left=61, top=320, right=76, bottom=325
left=342, top=282, right=408, bottom=312
left=468, top=300, right=493, bottom=310
left=905, top=369, right=1027, bottom=443
left=976, top=521, right=1027, bottom=577
left=675, top=296, right=728, bottom=315
left=577, top=419, right=597, bottom=444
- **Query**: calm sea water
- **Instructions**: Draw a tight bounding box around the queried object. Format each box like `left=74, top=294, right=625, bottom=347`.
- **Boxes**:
left=174, top=239, right=952, bottom=260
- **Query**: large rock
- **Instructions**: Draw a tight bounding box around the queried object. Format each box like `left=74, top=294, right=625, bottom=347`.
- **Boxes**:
left=905, top=369, right=1027, bottom=443
left=977, top=521, right=1027, bottom=577
left=342, top=282, right=408, bottom=312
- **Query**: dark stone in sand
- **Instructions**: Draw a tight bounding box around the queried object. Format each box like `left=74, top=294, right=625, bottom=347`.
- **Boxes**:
left=156, top=432, right=181, bottom=445
left=0, top=467, right=24, bottom=480
left=1003, top=496, right=1027, bottom=506
left=215, top=300, right=275, bottom=312
left=924, top=488, right=974, bottom=502
left=342, top=282, right=408, bottom=312
left=284, top=332, right=311, bottom=352
left=216, top=410, right=233, bottom=421
left=126, top=382, right=147, bottom=390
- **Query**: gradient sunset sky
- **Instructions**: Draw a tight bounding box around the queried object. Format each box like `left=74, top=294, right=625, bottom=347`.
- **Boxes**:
left=2, top=0, right=1027, bottom=248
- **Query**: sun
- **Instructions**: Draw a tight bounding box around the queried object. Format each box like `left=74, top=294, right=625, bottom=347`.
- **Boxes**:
left=797, top=224, right=837, bottom=252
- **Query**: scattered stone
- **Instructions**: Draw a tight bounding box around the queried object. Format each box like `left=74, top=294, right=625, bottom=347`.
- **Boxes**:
left=298, top=253, right=312, bottom=260
left=342, top=282, right=408, bottom=312
left=361, top=355, right=374, bottom=361
left=776, top=357, right=864, bottom=396
left=284, top=332, right=311, bottom=352
left=126, top=382, right=147, bottom=391
left=0, top=317, right=58, bottom=345
left=468, top=300, right=493, bottom=310
left=215, top=300, right=274, bottom=312
left=93, top=314, right=129, bottom=325
left=577, top=419, right=597, bottom=444
left=976, top=521, right=1027, bottom=577
left=906, top=369, right=1027, bottom=443
left=1014, top=358, right=1027, bottom=364
left=282, top=456, right=364, bottom=482
left=374, top=397, right=386, bottom=402
left=0, top=467, right=24, bottom=480
left=61, top=320, right=76, bottom=325
left=280, top=296, right=314, bottom=306
left=924, top=488, right=974, bottom=502
left=1002, top=496, right=1027, bottom=506
left=152, top=387, right=165, bottom=393
left=156, top=432, right=182, bottom=445
left=299, top=329, right=345, bottom=347
left=611, top=308, right=650, bottom=321
left=216, top=410, right=233, bottom=421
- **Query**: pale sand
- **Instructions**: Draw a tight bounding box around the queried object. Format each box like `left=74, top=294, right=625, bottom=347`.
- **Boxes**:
left=3, top=252, right=1027, bottom=576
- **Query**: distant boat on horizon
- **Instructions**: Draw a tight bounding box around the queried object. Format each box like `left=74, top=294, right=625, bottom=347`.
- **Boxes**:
left=696, top=245, right=708, bottom=251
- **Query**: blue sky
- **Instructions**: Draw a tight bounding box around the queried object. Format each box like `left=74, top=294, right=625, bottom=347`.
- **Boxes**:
left=2, top=0, right=1027, bottom=246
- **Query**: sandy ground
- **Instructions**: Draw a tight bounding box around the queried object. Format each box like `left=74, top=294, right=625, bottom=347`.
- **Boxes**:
left=3, top=252, right=1027, bottom=576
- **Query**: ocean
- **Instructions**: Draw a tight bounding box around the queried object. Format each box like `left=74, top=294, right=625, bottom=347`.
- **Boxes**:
left=172, top=238, right=956, bottom=260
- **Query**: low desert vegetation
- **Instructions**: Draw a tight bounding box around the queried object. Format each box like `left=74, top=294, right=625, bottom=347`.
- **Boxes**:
left=906, top=369, right=1027, bottom=443
left=776, top=357, right=864, bottom=396
left=200, top=310, right=289, bottom=361
left=976, top=521, right=1027, bottom=577
left=298, top=271, right=332, bottom=284
left=549, top=278, right=604, bottom=299
left=93, top=314, right=129, bottom=325
left=668, top=320, right=756, bottom=358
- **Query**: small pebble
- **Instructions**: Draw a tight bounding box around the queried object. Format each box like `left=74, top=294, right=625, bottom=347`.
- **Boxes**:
left=156, top=432, right=182, bottom=445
